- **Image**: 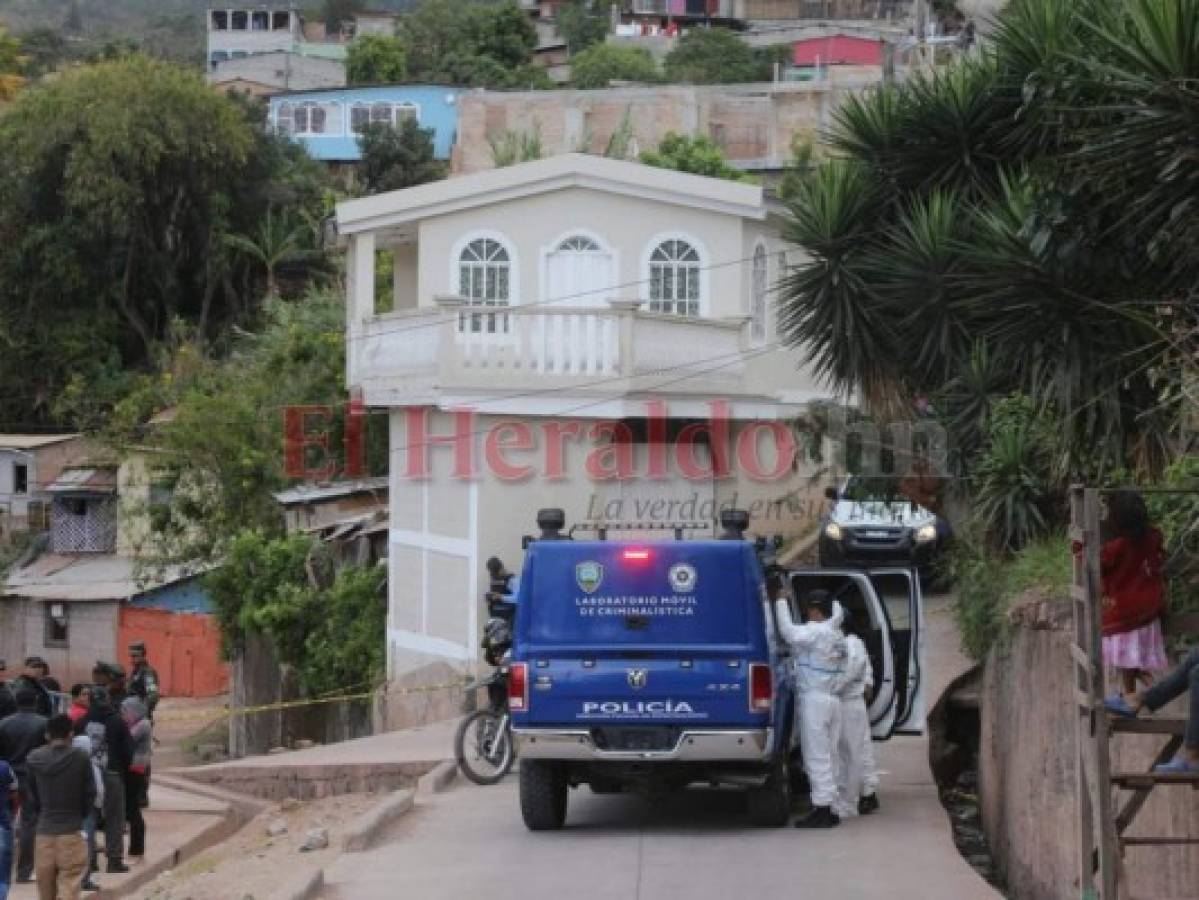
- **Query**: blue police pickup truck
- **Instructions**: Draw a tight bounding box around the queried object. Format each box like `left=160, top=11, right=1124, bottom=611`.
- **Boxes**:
left=507, top=509, right=926, bottom=830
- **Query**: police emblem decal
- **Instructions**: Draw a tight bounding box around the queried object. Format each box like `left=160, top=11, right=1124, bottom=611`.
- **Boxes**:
left=668, top=562, right=698, bottom=593
left=627, top=668, right=648, bottom=689
left=576, top=561, right=604, bottom=594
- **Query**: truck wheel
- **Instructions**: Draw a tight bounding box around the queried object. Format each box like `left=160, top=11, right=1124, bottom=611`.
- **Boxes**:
left=747, top=758, right=792, bottom=827
left=520, top=761, right=568, bottom=830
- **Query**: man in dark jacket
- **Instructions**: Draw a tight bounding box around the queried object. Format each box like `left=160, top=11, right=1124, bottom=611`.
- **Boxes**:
left=8, top=657, right=53, bottom=718
left=0, top=657, right=16, bottom=720
left=28, top=714, right=95, bottom=898
left=82, top=685, right=131, bottom=873
left=0, top=686, right=48, bottom=882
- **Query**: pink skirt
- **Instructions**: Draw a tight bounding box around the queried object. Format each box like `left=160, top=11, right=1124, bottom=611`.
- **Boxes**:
left=1102, top=619, right=1169, bottom=671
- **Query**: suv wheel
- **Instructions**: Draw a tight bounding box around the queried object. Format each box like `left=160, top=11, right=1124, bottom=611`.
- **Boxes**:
left=747, top=756, right=792, bottom=827
left=520, top=761, right=568, bottom=830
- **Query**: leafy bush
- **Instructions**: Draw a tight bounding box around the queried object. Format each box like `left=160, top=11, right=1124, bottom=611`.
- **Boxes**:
left=639, top=133, right=748, bottom=182
left=571, top=43, right=660, bottom=88
left=206, top=531, right=386, bottom=696
left=946, top=532, right=1071, bottom=661
left=1146, top=454, right=1199, bottom=619
left=972, top=394, right=1053, bottom=551
left=347, top=34, right=408, bottom=85
left=664, top=27, right=758, bottom=84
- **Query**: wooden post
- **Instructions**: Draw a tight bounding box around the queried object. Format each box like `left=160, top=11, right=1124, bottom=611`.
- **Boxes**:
left=1070, top=486, right=1098, bottom=899
left=1072, top=487, right=1122, bottom=898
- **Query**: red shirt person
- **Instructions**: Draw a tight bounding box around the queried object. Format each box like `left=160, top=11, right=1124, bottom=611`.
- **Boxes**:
left=1100, top=492, right=1168, bottom=702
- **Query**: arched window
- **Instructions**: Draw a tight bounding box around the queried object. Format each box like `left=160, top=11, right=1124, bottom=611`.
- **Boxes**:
left=558, top=235, right=600, bottom=252
left=545, top=233, right=613, bottom=307
left=459, top=238, right=511, bottom=304
left=648, top=238, right=701, bottom=316
left=751, top=243, right=768, bottom=343
left=459, top=237, right=512, bottom=333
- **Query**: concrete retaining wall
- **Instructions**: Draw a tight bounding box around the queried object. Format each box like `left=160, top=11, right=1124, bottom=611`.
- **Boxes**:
left=978, top=596, right=1199, bottom=899
left=181, top=760, right=435, bottom=801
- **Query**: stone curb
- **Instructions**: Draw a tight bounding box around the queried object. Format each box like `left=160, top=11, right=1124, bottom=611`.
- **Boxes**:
left=341, top=787, right=416, bottom=852
left=417, top=759, right=458, bottom=796
left=272, top=867, right=325, bottom=900
left=94, top=779, right=245, bottom=899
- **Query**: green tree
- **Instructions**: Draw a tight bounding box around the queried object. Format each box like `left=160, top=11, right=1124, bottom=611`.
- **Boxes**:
left=557, top=0, right=610, bottom=53
left=223, top=208, right=310, bottom=299
left=358, top=118, right=446, bottom=192
left=347, top=33, right=407, bottom=84
left=0, top=56, right=329, bottom=428
left=399, top=0, right=550, bottom=89
left=639, top=133, right=746, bottom=181
left=19, top=27, right=71, bottom=77
left=777, top=0, right=1193, bottom=491
left=205, top=531, right=387, bottom=695
left=664, top=27, right=757, bottom=84
left=571, top=42, right=659, bottom=88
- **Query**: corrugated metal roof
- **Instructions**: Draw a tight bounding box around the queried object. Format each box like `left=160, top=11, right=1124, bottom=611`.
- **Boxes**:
left=274, top=476, right=389, bottom=506
left=0, top=434, right=81, bottom=450
left=3, top=554, right=206, bottom=602
left=45, top=467, right=118, bottom=495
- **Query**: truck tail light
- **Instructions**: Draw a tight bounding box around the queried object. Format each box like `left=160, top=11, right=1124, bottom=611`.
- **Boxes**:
left=508, top=662, right=529, bottom=712
left=748, top=663, right=772, bottom=713
left=622, top=548, right=651, bottom=562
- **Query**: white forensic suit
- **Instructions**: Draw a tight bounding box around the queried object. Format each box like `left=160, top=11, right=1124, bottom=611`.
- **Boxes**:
left=834, top=633, right=879, bottom=818
left=774, top=599, right=848, bottom=810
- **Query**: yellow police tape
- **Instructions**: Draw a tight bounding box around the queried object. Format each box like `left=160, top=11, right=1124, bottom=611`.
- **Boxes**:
left=152, top=679, right=467, bottom=724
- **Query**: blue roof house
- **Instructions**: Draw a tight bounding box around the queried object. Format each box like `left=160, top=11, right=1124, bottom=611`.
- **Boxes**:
left=269, top=85, right=461, bottom=162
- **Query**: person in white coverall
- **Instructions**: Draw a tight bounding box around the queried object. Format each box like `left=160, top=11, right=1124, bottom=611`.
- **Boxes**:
left=834, top=613, right=880, bottom=819
left=774, top=588, right=847, bottom=829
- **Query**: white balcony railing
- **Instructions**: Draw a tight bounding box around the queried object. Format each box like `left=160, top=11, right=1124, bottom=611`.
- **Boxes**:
left=350, top=300, right=750, bottom=402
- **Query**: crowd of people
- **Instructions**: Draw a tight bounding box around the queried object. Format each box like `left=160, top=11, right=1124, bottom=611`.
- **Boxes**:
left=0, top=644, right=158, bottom=900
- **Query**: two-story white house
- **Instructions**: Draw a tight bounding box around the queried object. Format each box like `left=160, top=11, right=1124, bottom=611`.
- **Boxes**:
left=335, top=154, right=833, bottom=726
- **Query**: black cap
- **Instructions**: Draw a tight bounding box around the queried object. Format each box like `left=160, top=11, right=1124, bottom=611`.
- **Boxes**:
left=536, top=508, right=566, bottom=540
left=719, top=509, right=750, bottom=539
left=802, top=589, right=835, bottom=617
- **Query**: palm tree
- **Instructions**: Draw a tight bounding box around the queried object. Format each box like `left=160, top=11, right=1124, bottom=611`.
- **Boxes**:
left=777, top=0, right=1192, bottom=481
left=224, top=208, right=309, bottom=299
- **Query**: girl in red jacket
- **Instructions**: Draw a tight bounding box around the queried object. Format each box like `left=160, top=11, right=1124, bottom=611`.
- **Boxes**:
left=1102, top=492, right=1168, bottom=702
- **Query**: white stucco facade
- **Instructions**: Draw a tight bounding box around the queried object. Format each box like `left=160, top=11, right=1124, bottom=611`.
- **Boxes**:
left=336, top=155, right=835, bottom=725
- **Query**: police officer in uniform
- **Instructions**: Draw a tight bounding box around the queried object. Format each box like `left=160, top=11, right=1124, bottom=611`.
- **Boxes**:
left=127, top=642, right=160, bottom=720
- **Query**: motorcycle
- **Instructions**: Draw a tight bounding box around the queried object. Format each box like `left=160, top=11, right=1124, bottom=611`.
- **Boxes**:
left=454, top=587, right=516, bottom=785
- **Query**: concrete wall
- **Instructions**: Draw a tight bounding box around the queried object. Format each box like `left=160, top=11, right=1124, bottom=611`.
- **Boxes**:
left=6, top=598, right=120, bottom=688
left=209, top=52, right=346, bottom=94
left=978, top=596, right=1199, bottom=899
left=452, top=82, right=870, bottom=175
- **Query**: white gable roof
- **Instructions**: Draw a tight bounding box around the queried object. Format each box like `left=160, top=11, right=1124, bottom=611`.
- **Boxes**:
left=336, top=153, right=765, bottom=236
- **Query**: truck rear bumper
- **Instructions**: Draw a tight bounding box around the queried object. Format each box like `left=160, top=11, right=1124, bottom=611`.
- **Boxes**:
left=512, top=727, right=775, bottom=762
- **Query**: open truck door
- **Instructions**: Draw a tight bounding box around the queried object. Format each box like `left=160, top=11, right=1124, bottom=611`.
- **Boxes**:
left=866, top=568, right=926, bottom=735
left=790, top=570, right=898, bottom=740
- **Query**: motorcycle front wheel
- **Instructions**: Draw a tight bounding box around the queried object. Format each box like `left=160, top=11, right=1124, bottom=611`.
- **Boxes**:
left=455, top=710, right=514, bottom=785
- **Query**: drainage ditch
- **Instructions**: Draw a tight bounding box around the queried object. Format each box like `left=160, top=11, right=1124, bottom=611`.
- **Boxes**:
left=928, top=665, right=1006, bottom=894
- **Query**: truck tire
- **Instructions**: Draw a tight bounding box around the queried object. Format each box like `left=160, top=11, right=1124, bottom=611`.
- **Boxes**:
left=747, top=757, right=792, bottom=827
left=520, top=761, right=568, bottom=830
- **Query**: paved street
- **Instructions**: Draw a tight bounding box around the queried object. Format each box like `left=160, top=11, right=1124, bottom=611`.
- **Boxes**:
left=323, top=597, right=998, bottom=900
